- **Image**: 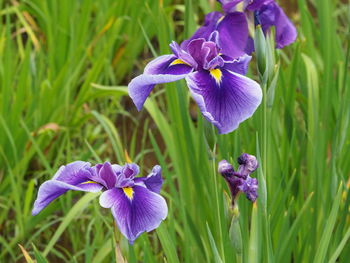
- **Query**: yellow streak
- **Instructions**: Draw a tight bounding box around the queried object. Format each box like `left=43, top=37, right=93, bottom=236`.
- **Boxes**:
left=217, top=15, right=225, bottom=25
left=81, top=181, right=98, bottom=184
left=170, top=59, right=188, bottom=66
left=210, top=69, right=222, bottom=84
left=123, top=187, right=134, bottom=200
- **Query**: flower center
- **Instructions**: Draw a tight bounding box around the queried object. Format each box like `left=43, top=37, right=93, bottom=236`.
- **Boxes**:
left=210, top=68, right=222, bottom=84
left=123, top=187, right=134, bottom=200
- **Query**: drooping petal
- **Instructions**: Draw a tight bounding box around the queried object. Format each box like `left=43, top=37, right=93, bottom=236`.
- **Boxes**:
left=256, top=1, right=297, bottom=48
left=185, top=68, right=262, bottom=134
left=128, top=55, right=193, bottom=111
left=100, top=186, right=168, bottom=243
left=32, top=162, right=103, bottom=215
left=134, top=165, right=163, bottom=194
left=52, top=161, right=91, bottom=184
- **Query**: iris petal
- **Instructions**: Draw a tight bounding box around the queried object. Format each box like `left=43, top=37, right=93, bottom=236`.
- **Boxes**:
left=185, top=68, right=262, bottom=134
left=128, top=55, right=193, bottom=111
left=134, top=165, right=163, bottom=194
left=100, top=185, right=168, bottom=243
left=32, top=161, right=103, bottom=215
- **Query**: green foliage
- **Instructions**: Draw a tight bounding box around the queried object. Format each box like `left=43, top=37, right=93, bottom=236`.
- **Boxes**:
left=1, top=0, right=349, bottom=262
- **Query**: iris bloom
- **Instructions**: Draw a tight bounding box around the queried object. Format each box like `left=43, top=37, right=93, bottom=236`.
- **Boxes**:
left=128, top=33, right=262, bottom=134
left=218, top=153, right=258, bottom=204
left=217, top=0, right=297, bottom=50
left=32, top=161, right=168, bottom=243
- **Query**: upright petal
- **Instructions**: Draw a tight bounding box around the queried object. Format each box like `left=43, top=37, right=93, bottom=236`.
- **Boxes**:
left=100, top=185, right=168, bottom=243
left=128, top=55, right=193, bottom=111
left=185, top=68, right=262, bottom=134
left=216, top=12, right=249, bottom=58
left=99, top=162, right=117, bottom=189
left=32, top=162, right=103, bottom=215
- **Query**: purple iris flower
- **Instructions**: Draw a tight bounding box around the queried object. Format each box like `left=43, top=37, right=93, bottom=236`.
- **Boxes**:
left=218, top=153, right=258, bottom=204
left=128, top=35, right=262, bottom=134
left=32, top=161, right=168, bottom=244
left=217, top=0, right=297, bottom=49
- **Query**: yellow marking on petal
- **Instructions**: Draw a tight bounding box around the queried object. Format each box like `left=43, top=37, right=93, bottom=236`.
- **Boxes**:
left=170, top=58, right=188, bottom=66
left=217, top=15, right=225, bottom=25
left=81, top=180, right=98, bottom=184
left=210, top=68, right=223, bottom=84
left=123, top=187, right=134, bottom=200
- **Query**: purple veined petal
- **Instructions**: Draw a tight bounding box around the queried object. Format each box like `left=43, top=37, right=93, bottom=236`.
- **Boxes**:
left=98, top=162, right=117, bottom=189
left=100, top=185, right=168, bottom=244
left=134, top=165, right=163, bottom=194
left=32, top=178, right=102, bottom=216
left=258, top=2, right=297, bottom=48
left=52, top=161, right=92, bottom=185
left=128, top=55, right=193, bottom=111
left=222, top=54, right=252, bottom=75
left=185, top=68, right=262, bottom=134
left=216, top=12, right=249, bottom=58
left=32, top=161, right=104, bottom=215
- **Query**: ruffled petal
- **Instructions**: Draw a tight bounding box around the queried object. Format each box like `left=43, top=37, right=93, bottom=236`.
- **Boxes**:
left=128, top=55, right=193, bottom=111
left=134, top=165, right=163, bottom=194
left=222, top=54, right=251, bottom=75
left=185, top=68, right=262, bottom=134
left=102, top=186, right=168, bottom=243
left=32, top=162, right=103, bottom=215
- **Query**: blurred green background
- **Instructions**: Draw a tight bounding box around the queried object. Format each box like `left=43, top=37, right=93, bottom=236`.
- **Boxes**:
left=0, top=0, right=349, bottom=262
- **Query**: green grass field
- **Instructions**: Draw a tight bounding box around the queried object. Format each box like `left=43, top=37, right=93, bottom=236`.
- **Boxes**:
left=0, top=0, right=349, bottom=262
